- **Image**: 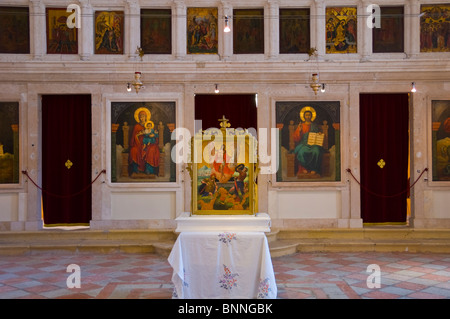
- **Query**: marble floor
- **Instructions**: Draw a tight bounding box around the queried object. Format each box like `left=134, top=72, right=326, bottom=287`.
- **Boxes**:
left=1, top=251, right=449, bottom=299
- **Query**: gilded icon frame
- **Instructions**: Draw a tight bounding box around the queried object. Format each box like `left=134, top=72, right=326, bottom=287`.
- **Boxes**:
left=46, top=8, right=78, bottom=54
left=432, top=100, right=450, bottom=181
left=0, top=102, right=19, bottom=184
left=276, top=101, right=341, bottom=182
left=188, top=127, right=258, bottom=215
left=186, top=7, right=218, bottom=54
left=110, top=101, right=176, bottom=183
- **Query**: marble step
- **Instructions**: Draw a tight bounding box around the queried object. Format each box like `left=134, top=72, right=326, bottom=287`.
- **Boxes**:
left=0, top=240, right=176, bottom=256
left=268, top=228, right=450, bottom=256
left=1, top=229, right=449, bottom=257
left=275, top=228, right=450, bottom=241
left=0, top=229, right=177, bottom=242
left=0, top=229, right=177, bottom=256
left=268, top=238, right=450, bottom=257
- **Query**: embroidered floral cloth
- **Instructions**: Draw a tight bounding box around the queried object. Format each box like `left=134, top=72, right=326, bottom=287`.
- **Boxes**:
left=168, top=231, right=277, bottom=299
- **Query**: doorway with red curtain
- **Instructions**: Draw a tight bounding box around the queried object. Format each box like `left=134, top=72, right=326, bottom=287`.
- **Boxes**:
left=359, top=93, right=409, bottom=225
left=195, top=94, right=257, bottom=131
left=41, top=95, right=92, bottom=226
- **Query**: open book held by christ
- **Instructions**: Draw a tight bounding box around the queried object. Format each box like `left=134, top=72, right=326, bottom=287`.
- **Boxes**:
left=307, top=132, right=324, bottom=146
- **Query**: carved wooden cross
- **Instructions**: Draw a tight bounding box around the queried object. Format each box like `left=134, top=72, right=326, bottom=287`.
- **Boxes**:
left=218, top=115, right=230, bottom=128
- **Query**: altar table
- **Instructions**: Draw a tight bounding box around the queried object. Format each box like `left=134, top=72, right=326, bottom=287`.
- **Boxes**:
left=168, top=231, right=277, bottom=299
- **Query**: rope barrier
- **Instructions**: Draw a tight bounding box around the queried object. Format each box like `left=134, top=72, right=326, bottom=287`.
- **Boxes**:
left=21, top=169, right=106, bottom=199
left=346, top=168, right=428, bottom=198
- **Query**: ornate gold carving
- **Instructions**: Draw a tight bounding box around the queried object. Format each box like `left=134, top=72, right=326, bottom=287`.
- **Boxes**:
left=377, top=159, right=386, bottom=168
left=65, top=159, right=73, bottom=169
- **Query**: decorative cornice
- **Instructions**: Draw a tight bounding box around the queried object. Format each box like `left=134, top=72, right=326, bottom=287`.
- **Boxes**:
left=0, top=59, right=448, bottom=84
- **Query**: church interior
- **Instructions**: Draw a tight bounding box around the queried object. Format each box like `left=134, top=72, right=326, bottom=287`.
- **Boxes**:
left=0, top=0, right=449, bottom=300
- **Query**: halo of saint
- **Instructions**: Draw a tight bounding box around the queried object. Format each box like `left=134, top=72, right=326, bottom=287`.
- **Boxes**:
left=134, top=107, right=151, bottom=123
left=299, top=106, right=317, bottom=122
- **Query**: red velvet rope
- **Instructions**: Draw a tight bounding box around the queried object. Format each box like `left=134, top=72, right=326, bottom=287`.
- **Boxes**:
left=21, top=169, right=106, bottom=198
left=346, top=168, right=428, bottom=198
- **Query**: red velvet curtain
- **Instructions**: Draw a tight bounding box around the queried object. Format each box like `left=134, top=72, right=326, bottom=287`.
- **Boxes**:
left=195, top=94, right=257, bottom=130
left=41, top=95, right=92, bottom=226
left=360, top=93, right=409, bottom=224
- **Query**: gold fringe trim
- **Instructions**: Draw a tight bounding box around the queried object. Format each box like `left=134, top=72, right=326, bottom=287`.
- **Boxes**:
left=43, top=223, right=90, bottom=227
left=363, top=222, right=407, bottom=226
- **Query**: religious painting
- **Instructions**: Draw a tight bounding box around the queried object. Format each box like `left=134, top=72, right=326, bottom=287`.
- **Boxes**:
left=111, top=102, right=176, bottom=183
left=46, top=8, right=78, bottom=54
left=0, top=102, right=19, bottom=184
left=420, top=5, right=450, bottom=52
left=325, top=7, right=357, bottom=54
left=432, top=100, right=450, bottom=181
left=0, top=7, right=29, bottom=53
left=141, top=9, right=172, bottom=54
left=187, top=7, right=218, bottom=54
left=95, top=11, right=124, bottom=54
left=276, top=101, right=341, bottom=182
left=372, top=6, right=404, bottom=53
left=233, top=8, right=264, bottom=54
left=189, top=122, right=257, bottom=215
left=279, top=8, right=310, bottom=54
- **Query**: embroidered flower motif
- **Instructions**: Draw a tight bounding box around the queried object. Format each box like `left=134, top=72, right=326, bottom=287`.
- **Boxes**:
left=218, top=232, right=237, bottom=245
left=173, top=268, right=189, bottom=299
left=219, top=264, right=239, bottom=290
left=182, top=267, right=189, bottom=287
left=257, top=277, right=271, bottom=299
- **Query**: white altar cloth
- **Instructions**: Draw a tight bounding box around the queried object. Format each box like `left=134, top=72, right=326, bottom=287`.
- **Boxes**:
left=174, top=212, right=272, bottom=233
left=168, top=231, right=277, bottom=299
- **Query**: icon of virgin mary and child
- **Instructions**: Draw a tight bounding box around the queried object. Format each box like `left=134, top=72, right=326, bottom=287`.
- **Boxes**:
left=128, top=107, right=160, bottom=176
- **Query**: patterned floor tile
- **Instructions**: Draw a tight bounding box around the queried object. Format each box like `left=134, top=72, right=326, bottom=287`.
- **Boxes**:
left=1, top=251, right=449, bottom=299
left=407, top=291, right=447, bottom=299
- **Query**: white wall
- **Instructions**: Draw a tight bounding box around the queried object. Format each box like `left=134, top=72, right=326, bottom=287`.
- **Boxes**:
left=431, top=191, right=450, bottom=219
left=0, top=0, right=448, bottom=230
left=0, top=194, right=18, bottom=222
left=276, top=191, right=340, bottom=219
left=111, top=192, right=176, bottom=220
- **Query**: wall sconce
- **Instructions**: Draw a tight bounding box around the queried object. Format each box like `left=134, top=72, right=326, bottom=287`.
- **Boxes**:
left=310, top=73, right=321, bottom=95
left=214, top=84, right=220, bottom=93
left=321, top=83, right=326, bottom=93
left=127, top=71, right=144, bottom=93
left=127, top=47, right=145, bottom=93
left=411, top=82, right=416, bottom=93
left=224, top=15, right=231, bottom=32
left=136, top=46, right=144, bottom=61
